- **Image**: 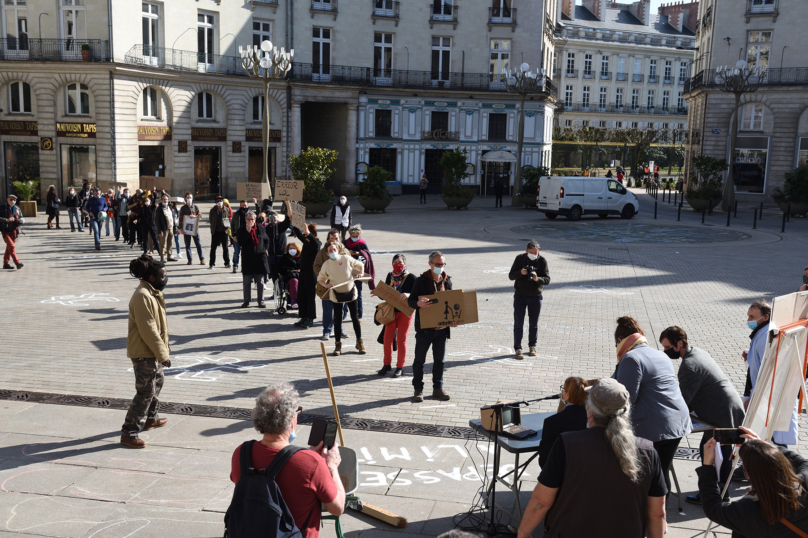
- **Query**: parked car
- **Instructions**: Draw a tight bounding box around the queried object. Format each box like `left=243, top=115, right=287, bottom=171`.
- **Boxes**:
left=536, top=176, right=639, bottom=220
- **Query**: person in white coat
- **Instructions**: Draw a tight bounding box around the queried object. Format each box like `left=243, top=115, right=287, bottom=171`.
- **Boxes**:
left=330, top=197, right=351, bottom=243
left=746, top=299, right=799, bottom=446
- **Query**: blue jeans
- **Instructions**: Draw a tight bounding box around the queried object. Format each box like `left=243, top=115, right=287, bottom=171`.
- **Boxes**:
left=513, top=294, right=542, bottom=350
left=104, top=216, right=111, bottom=235
left=322, top=299, right=348, bottom=335
left=68, top=208, right=83, bottom=231
left=111, top=215, right=120, bottom=238
left=174, top=232, right=181, bottom=257
left=184, top=232, right=204, bottom=261
left=412, top=329, right=448, bottom=392
left=90, top=218, right=102, bottom=244
left=232, top=239, right=241, bottom=269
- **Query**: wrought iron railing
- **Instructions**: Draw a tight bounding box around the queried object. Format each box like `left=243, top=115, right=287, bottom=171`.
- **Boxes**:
left=616, top=72, right=628, bottom=81
left=489, top=6, right=516, bottom=25
left=684, top=68, right=808, bottom=93
left=0, top=38, right=109, bottom=62
left=372, top=0, right=399, bottom=20
left=556, top=102, right=687, bottom=115
left=311, top=0, right=337, bottom=13
left=599, top=71, right=612, bottom=80
left=429, top=4, right=458, bottom=24
left=746, top=0, right=778, bottom=15
left=565, top=69, right=578, bottom=78
left=633, top=74, right=644, bottom=82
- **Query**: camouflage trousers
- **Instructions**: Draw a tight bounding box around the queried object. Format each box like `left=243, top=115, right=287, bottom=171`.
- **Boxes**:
left=122, top=357, right=164, bottom=437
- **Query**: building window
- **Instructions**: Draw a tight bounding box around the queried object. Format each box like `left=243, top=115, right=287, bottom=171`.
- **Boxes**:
left=615, top=121, right=623, bottom=128
left=677, top=91, right=684, bottom=110
left=584, top=54, right=593, bottom=77
left=198, top=13, right=215, bottom=64
left=489, top=39, right=510, bottom=82
left=599, top=87, right=607, bottom=110
left=649, top=59, right=657, bottom=81
left=375, top=109, right=392, bottom=137
left=746, top=31, right=772, bottom=69
left=601, top=55, right=609, bottom=75
left=252, top=95, right=264, bottom=122
left=564, top=85, right=573, bottom=107
left=368, top=148, right=396, bottom=176
left=662, top=123, right=669, bottom=129
left=740, top=103, right=763, bottom=130
left=647, top=90, right=655, bottom=109
left=631, top=122, right=638, bottom=128
left=374, top=33, right=393, bottom=78
left=431, top=37, right=451, bottom=81
left=431, top=110, right=449, bottom=131
left=566, top=52, right=575, bottom=75
left=66, top=83, right=89, bottom=115
left=581, top=120, right=589, bottom=127
left=633, top=58, right=642, bottom=82
left=143, top=87, right=160, bottom=118
left=142, top=3, right=159, bottom=56
left=734, top=138, right=769, bottom=193
left=4, top=1, right=28, bottom=52
left=488, top=113, right=507, bottom=140
left=61, top=1, right=86, bottom=52
left=491, top=0, right=512, bottom=18
left=312, top=27, right=331, bottom=78
left=750, top=0, right=776, bottom=13
left=198, top=91, right=214, bottom=120
left=662, top=90, right=670, bottom=110
left=582, top=86, right=590, bottom=109
left=432, top=0, right=453, bottom=20
left=664, top=60, right=672, bottom=82
left=599, top=120, right=606, bottom=128
left=616, top=88, right=623, bottom=108
left=564, top=119, right=572, bottom=127
left=552, top=52, right=558, bottom=74
left=631, top=88, right=639, bottom=109
left=8, top=81, right=31, bottom=114
left=253, top=21, right=271, bottom=48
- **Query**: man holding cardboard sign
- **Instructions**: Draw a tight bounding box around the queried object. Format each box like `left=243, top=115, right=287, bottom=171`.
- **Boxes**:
left=407, top=251, right=457, bottom=402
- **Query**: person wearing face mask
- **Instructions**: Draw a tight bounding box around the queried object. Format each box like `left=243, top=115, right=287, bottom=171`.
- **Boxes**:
left=179, top=192, right=205, bottom=266
left=236, top=211, right=269, bottom=308
left=230, top=198, right=261, bottom=274
left=292, top=223, right=322, bottom=327
left=330, top=196, right=351, bottom=243
left=537, top=377, right=589, bottom=468
left=344, top=224, right=376, bottom=321
left=313, top=229, right=350, bottom=340
left=659, top=326, right=744, bottom=504
left=0, top=194, right=24, bottom=269
left=139, top=194, right=159, bottom=256
left=127, top=191, right=143, bottom=249
left=317, top=242, right=365, bottom=356
left=264, top=210, right=292, bottom=294
left=155, top=194, right=178, bottom=262
left=407, top=251, right=458, bottom=402
left=278, top=242, right=302, bottom=310
left=122, top=254, right=171, bottom=449
left=65, top=187, right=83, bottom=232
left=85, top=188, right=109, bottom=251
left=373, top=254, right=416, bottom=377
left=103, top=189, right=116, bottom=237
left=508, top=240, right=550, bottom=360
left=45, top=185, right=61, bottom=229
left=113, top=189, right=129, bottom=241
left=208, top=196, right=232, bottom=269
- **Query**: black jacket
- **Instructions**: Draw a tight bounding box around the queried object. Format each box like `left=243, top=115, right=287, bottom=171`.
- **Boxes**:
left=537, top=404, right=588, bottom=468
left=0, top=203, right=22, bottom=234
left=293, top=227, right=322, bottom=277
left=265, top=218, right=292, bottom=258
left=140, top=204, right=157, bottom=229
left=66, top=193, right=81, bottom=209
left=232, top=204, right=260, bottom=231
left=407, top=270, right=453, bottom=334
left=508, top=253, right=550, bottom=298
left=77, top=186, right=91, bottom=206
left=278, top=253, right=301, bottom=280
left=236, top=225, right=270, bottom=275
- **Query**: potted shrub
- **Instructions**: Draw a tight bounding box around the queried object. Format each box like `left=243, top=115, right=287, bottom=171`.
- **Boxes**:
left=81, top=43, right=91, bottom=62
left=12, top=178, right=39, bottom=217
left=686, top=155, right=726, bottom=212
left=440, top=148, right=475, bottom=209
left=357, top=166, right=393, bottom=213
left=289, top=147, right=339, bottom=217
left=517, top=165, right=549, bottom=208
left=773, top=165, right=808, bottom=216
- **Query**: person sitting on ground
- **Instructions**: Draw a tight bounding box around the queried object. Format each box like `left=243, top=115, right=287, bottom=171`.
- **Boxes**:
left=230, top=383, right=346, bottom=538
left=699, top=427, right=808, bottom=537
left=278, top=242, right=302, bottom=310
left=517, top=378, right=667, bottom=538
left=537, top=377, right=589, bottom=468
left=660, top=326, right=745, bottom=505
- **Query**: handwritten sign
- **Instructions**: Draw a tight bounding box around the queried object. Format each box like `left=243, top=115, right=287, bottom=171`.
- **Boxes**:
left=236, top=182, right=269, bottom=201
left=374, top=280, right=414, bottom=317
left=276, top=179, right=303, bottom=202
left=418, top=289, right=478, bottom=329
left=140, top=176, right=171, bottom=192
left=285, top=200, right=307, bottom=229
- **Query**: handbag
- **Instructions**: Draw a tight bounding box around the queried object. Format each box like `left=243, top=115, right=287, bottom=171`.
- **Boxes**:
left=781, top=519, right=808, bottom=538
left=332, top=285, right=355, bottom=303
left=375, top=302, right=396, bottom=325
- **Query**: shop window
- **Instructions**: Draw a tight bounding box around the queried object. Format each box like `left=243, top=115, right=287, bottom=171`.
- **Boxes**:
left=734, top=136, right=769, bottom=194
left=488, top=113, right=507, bottom=141
left=8, top=81, right=31, bottom=114
left=142, top=87, right=160, bottom=119
left=798, top=138, right=808, bottom=168
left=198, top=91, right=214, bottom=120
left=60, top=144, right=97, bottom=191
left=5, top=142, right=40, bottom=200
left=369, top=148, right=396, bottom=176
left=66, top=83, right=90, bottom=115
left=375, top=109, right=392, bottom=137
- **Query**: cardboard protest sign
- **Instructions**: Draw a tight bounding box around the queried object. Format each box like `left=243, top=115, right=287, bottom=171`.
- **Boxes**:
left=418, top=289, right=478, bottom=329
left=182, top=216, right=199, bottom=236
left=285, top=200, right=307, bottom=229
left=140, top=176, right=171, bottom=192
left=237, top=182, right=270, bottom=201
left=374, top=280, right=414, bottom=317
left=276, top=179, right=303, bottom=202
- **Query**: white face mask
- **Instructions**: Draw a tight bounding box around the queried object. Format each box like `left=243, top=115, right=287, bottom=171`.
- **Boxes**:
left=185, top=198, right=192, bottom=205
left=340, top=198, right=347, bottom=205
left=144, top=201, right=151, bottom=207
left=527, top=253, right=538, bottom=261
left=329, top=252, right=338, bottom=260
left=289, top=249, right=298, bottom=256
left=217, top=202, right=223, bottom=207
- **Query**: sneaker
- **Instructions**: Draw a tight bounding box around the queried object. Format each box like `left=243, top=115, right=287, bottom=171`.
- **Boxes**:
left=378, top=365, right=392, bottom=376
left=120, top=433, right=146, bottom=449
left=529, top=346, right=537, bottom=357
left=321, top=333, right=331, bottom=341
left=515, top=349, right=524, bottom=360
left=393, top=368, right=403, bottom=377
left=209, top=265, right=215, bottom=269
left=432, top=388, right=451, bottom=401
left=413, top=391, right=424, bottom=403
left=168, top=257, right=178, bottom=262
left=685, top=494, right=702, bottom=505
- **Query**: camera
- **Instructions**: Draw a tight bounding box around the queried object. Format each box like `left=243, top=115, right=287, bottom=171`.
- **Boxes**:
left=525, top=266, right=538, bottom=274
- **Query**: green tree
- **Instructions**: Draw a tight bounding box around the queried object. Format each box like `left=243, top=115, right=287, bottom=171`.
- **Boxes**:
left=289, top=147, right=338, bottom=204
left=439, top=147, right=474, bottom=197
left=360, top=166, right=393, bottom=200
left=686, top=154, right=727, bottom=200
left=612, top=128, right=668, bottom=176
left=773, top=165, right=808, bottom=204
left=520, top=165, right=550, bottom=194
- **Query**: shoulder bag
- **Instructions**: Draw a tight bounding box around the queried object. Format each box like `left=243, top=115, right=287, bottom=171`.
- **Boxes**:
left=781, top=519, right=808, bottom=538
left=332, top=284, right=356, bottom=303
left=375, top=302, right=396, bottom=325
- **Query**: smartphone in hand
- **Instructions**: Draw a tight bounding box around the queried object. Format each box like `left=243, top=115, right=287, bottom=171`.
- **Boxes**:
left=713, top=428, right=746, bottom=445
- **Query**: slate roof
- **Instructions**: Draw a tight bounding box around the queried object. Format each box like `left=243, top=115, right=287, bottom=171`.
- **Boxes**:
left=561, top=5, right=696, bottom=37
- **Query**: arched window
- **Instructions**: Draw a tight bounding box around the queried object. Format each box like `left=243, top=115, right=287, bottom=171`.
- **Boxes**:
left=143, top=87, right=160, bottom=119
left=9, top=81, right=31, bottom=113
left=198, top=91, right=214, bottom=120
left=66, top=83, right=90, bottom=115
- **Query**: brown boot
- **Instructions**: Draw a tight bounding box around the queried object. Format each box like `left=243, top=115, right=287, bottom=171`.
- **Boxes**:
left=356, top=339, right=366, bottom=354
left=120, top=433, right=146, bottom=448
left=144, top=417, right=168, bottom=430
left=333, top=342, right=342, bottom=356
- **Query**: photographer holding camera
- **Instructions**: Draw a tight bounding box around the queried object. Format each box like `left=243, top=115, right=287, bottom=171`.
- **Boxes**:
left=508, top=240, right=550, bottom=360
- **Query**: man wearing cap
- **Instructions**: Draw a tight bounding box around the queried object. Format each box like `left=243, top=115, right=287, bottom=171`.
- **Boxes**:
left=0, top=194, right=24, bottom=269
left=517, top=378, right=667, bottom=538
left=208, top=195, right=231, bottom=269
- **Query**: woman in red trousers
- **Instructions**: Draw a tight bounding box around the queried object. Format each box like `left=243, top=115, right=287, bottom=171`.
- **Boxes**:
left=374, top=254, right=416, bottom=377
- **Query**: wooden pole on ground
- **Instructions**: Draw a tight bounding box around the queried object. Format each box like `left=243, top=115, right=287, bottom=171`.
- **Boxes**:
left=320, top=342, right=345, bottom=447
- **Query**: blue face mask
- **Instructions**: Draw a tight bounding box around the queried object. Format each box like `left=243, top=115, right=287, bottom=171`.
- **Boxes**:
left=748, top=319, right=759, bottom=330
left=432, top=266, right=443, bottom=275
left=289, top=430, right=297, bottom=443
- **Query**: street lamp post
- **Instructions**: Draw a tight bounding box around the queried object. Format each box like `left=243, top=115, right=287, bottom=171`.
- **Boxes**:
left=505, top=63, right=546, bottom=206
left=714, top=59, right=765, bottom=212
left=239, top=40, right=294, bottom=203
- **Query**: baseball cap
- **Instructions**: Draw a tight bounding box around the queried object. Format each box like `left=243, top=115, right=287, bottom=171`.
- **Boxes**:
left=585, top=378, right=629, bottom=414
left=7, top=194, right=17, bottom=200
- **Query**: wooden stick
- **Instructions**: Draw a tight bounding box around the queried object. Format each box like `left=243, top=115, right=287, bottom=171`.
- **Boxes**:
left=320, top=341, right=345, bottom=447
left=358, top=503, right=408, bottom=528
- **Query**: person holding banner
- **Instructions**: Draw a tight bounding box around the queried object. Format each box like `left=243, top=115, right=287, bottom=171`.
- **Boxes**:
left=292, top=223, right=321, bottom=328
left=373, top=254, right=416, bottom=377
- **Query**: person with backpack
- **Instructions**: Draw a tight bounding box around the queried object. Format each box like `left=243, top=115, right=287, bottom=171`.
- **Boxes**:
left=228, top=383, right=346, bottom=538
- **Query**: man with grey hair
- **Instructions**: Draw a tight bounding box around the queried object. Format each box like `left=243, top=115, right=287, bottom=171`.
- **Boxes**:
left=517, top=379, right=667, bottom=538
left=407, top=251, right=457, bottom=402
left=230, top=383, right=345, bottom=537
left=508, top=240, right=550, bottom=359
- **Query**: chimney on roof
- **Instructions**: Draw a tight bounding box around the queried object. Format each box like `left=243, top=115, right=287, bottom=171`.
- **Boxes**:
left=628, top=0, right=650, bottom=26
left=658, top=1, right=699, bottom=33
left=582, top=0, right=608, bottom=21
left=561, top=0, right=574, bottom=20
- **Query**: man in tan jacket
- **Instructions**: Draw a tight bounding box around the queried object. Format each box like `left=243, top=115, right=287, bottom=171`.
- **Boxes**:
left=122, top=255, right=171, bottom=448
left=313, top=229, right=350, bottom=341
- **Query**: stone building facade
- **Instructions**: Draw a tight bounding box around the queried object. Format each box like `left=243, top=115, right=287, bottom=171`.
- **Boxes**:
left=684, top=0, right=808, bottom=203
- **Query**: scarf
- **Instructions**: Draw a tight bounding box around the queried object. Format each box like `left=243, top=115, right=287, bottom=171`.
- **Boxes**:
left=616, top=333, right=647, bottom=362
left=344, top=237, right=366, bottom=251
left=390, top=270, right=409, bottom=292
left=421, top=269, right=447, bottom=292
left=249, top=225, right=259, bottom=247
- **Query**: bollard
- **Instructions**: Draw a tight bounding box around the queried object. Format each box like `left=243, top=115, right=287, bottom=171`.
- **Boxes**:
left=677, top=204, right=681, bottom=221
left=753, top=208, right=757, bottom=229
left=782, top=208, right=787, bottom=233
left=759, top=201, right=763, bottom=220
left=727, top=208, right=731, bottom=227
left=674, top=191, right=678, bottom=205
left=654, top=200, right=658, bottom=219
left=702, top=204, right=706, bottom=223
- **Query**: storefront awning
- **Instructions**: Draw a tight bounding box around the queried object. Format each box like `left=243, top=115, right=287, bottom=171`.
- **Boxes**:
left=481, top=150, right=516, bottom=163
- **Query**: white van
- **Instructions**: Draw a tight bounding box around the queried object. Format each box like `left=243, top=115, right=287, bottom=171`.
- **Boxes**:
left=536, top=176, right=639, bottom=220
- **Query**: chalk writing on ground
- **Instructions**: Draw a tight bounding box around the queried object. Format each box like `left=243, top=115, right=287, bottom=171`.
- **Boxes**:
left=41, top=293, right=121, bottom=306
left=127, top=354, right=268, bottom=382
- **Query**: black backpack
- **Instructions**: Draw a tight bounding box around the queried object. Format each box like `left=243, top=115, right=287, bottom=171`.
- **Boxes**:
left=224, top=441, right=312, bottom=538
